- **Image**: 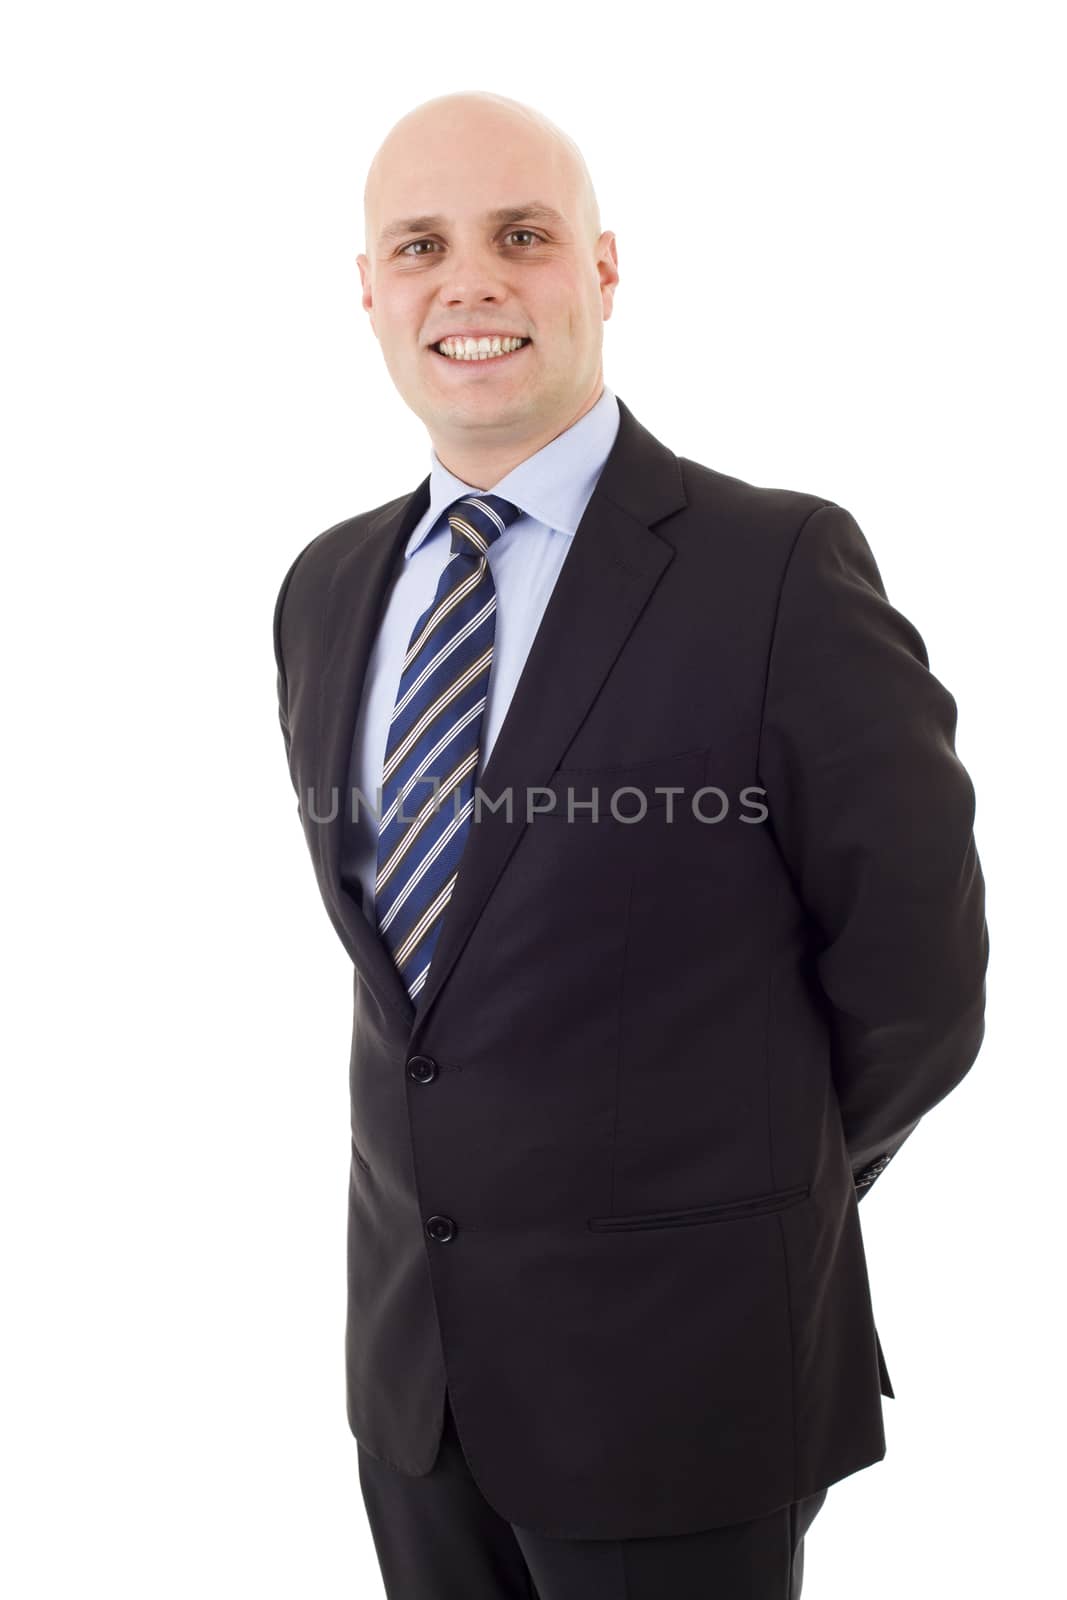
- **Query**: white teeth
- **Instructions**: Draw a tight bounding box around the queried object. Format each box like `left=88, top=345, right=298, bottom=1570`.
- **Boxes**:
left=437, top=336, right=528, bottom=360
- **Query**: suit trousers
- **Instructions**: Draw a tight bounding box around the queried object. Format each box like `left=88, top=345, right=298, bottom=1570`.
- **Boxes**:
left=356, top=1390, right=829, bottom=1599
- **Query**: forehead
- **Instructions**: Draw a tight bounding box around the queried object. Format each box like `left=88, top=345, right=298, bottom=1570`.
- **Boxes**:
left=370, top=127, right=579, bottom=242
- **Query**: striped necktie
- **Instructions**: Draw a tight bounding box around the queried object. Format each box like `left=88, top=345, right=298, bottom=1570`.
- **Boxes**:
left=374, top=493, right=522, bottom=1002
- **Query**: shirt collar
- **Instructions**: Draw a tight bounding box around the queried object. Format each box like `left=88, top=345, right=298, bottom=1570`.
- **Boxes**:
left=405, top=384, right=620, bottom=558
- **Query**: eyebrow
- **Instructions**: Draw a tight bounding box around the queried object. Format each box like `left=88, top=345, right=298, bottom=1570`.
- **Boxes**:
left=378, top=202, right=568, bottom=248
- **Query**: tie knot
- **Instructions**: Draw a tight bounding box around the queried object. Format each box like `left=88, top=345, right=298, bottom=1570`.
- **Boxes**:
left=447, top=494, right=522, bottom=558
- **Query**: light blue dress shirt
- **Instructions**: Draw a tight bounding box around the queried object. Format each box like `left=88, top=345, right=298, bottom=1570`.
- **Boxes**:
left=341, top=383, right=621, bottom=919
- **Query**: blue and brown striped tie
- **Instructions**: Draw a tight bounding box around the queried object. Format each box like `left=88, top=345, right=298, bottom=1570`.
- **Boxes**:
left=374, top=493, right=522, bottom=1002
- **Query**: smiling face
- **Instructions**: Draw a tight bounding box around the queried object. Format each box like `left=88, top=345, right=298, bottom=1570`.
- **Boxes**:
left=357, top=94, right=619, bottom=484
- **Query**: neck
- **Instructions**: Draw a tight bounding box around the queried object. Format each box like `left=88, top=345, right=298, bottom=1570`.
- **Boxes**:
left=432, top=381, right=604, bottom=491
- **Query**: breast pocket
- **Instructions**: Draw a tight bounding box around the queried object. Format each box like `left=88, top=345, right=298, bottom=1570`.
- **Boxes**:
left=534, top=747, right=708, bottom=823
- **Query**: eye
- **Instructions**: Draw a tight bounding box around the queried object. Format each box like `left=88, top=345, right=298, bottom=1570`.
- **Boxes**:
left=397, top=228, right=544, bottom=258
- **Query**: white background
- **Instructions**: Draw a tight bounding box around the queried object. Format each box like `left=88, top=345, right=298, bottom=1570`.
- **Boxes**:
left=2, top=1, right=1062, bottom=1594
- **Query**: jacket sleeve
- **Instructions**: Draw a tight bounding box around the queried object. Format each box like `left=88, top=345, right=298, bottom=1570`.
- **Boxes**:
left=758, top=501, right=989, bottom=1200
left=273, top=547, right=309, bottom=814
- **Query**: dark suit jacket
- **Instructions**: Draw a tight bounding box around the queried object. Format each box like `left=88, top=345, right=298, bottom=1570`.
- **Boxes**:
left=273, top=395, right=988, bottom=1539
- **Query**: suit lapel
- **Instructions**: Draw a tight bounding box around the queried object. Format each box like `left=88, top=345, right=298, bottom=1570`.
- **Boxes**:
left=315, top=483, right=429, bottom=1027
left=316, top=396, right=688, bottom=1036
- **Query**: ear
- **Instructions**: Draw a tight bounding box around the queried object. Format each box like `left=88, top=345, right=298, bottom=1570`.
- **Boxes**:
left=357, top=254, right=374, bottom=324
left=597, top=231, right=619, bottom=320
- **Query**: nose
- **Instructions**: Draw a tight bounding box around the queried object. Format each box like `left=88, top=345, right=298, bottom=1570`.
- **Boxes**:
left=436, top=237, right=509, bottom=308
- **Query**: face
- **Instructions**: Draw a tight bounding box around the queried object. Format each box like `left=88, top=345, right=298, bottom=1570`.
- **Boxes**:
left=357, top=109, right=618, bottom=454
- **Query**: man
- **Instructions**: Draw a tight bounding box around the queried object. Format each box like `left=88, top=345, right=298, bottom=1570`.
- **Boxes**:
left=273, top=90, right=989, bottom=1599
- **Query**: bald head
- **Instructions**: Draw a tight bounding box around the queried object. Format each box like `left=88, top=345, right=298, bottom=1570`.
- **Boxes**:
left=355, top=90, right=618, bottom=486
left=362, top=92, right=601, bottom=257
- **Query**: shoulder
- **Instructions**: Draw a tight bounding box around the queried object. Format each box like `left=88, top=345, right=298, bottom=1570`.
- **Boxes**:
left=677, top=453, right=836, bottom=541
left=277, top=490, right=410, bottom=595
left=667, top=453, right=854, bottom=595
left=272, top=490, right=412, bottom=675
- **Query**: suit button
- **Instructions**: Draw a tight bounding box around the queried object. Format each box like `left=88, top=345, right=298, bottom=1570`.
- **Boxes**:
left=407, top=1054, right=438, bottom=1083
left=425, top=1214, right=456, bottom=1242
